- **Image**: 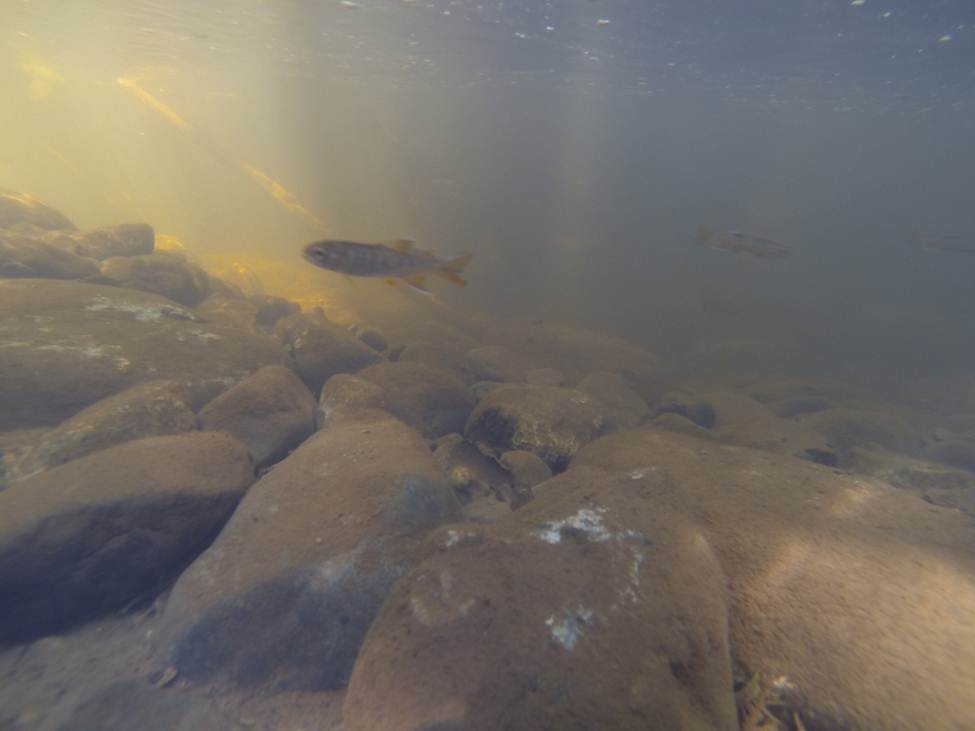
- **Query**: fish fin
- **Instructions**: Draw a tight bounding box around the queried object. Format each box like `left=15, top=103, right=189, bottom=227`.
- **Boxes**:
left=384, top=238, right=416, bottom=252
left=695, top=225, right=713, bottom=247
left=383, top=278, right=400, bottom=287
left=435, top=252, right=472, bottom=287
left=402, top=276, right=434, bottom=297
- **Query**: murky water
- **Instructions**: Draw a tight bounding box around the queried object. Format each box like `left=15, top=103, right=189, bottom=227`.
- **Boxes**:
left=1, top=2, right=974, bottom=730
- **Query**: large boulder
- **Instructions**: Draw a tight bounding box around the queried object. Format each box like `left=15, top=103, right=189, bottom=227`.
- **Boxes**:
left=99, top=252, right=211, bottom=306
left=0, top=432, right=254, bottom=644
left=198, top=365, right=316, bottom=469
left=0, top=188, right=75, bottom=230
left=71, top=224, right=155, bottom=260
left=357, top=361, right=477, bottom=439
left=155, top=409, right=460, bottom=692
left=0, top=231, right=99, bottom=279
left=576, top=371, right=650, bottom=430
left=7, top=380, right=197, bottom=483
left=0, top=280, right=283, bottom=429
left=343, top=470, right=737, bottom=731
left=465, top=384, right=607, bottom=471
left=274, top=313, right=382, bottom=394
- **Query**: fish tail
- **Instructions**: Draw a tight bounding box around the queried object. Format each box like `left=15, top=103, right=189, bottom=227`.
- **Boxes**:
left=695, top=225, right=713, bottom=247
left=436, top=252, right=472, bottom=286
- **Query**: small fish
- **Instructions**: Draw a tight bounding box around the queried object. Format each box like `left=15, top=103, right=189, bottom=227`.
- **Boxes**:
left=916, top=234, right=975, bottom=254
left=695, top=225, right=791, bottom=259
left=302, top=238, right=472, bottom=294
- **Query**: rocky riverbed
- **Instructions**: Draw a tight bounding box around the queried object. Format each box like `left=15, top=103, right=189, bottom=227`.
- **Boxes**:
left=1, top=188, right=974, bottom=730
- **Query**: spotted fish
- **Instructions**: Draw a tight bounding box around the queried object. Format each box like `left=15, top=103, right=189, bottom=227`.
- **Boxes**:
left=302, top=238, right=471, bottom=293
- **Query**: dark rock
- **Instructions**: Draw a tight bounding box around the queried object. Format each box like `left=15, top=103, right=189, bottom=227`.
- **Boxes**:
left=254, top=295, right=299, bottom=329
left=651, top=392, right=716, bottom=429
left=274, top=313, right=381, bottom=394
left=0, top=231, right=99, bottom=279
left=318, top=373, right=386, bottom=428
left=73, top=224, right=155, bottom=260
left=433, top=436, right=521, bottom=512
left=0, top=280, right=284, bottom=429
left=800, top=407, right=919, bottom=454
left=463, top=344, right=532, bottom=383
left=649, top=412, right=717, bottom=440
left=343, top=471, right=737, bottom=731
left=155, top=410, right=460, bottom=692
left=525, top=367, right=564, bottom=386
left=8, top=380, right=197, bottom=482
left=465, top=384, right=607, bottom=471
left=358, top=361, right=477, bottom=439
left=0, top=188, right=75, bottom=230
left=0, top=433, right=253, bottom=644
left=194, top=295, right=263, bottom=334
left=500, top=449, right=552, bottom=491
left=99, top=253, right=211, bottom=306
left=577, top=371, right=650, bottom=430
left=198, top=365, right=316, bottom=469
left=471, top=380, right=505, bottom=400
left=55, top=680, right=244, bottom=731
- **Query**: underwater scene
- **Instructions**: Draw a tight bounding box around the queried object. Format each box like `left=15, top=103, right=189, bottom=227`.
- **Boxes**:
left=1, top=1, right=974, bottom=729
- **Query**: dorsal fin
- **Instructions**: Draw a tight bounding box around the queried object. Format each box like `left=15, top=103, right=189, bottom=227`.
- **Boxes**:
left=383, top=238, right=416, bottom=252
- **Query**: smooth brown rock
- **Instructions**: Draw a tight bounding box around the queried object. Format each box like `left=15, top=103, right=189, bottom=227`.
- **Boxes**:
left=99, top=252, right=211, bottom=306
left=275, top=313, right=381, bottom=394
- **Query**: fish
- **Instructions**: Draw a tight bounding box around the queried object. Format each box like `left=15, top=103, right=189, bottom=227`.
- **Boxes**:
left=695, top=225, right=791, bottom=259
left=302, top=238, right=472, bottom=294
left=915, top=234, right=975, bottom=254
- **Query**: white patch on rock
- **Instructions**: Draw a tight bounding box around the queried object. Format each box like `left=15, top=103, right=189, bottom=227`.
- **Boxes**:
left=444, top=529, right=476, bottom=548
left=85, top=296, right=198, bottom=322
left=534, top=507, right=611, bottom=544
left=545, top=605, right=594, bottom=650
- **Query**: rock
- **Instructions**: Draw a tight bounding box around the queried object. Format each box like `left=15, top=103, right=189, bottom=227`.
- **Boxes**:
left=500, top=449, right=552, bottom=491
left=433, top=436, right=523, bottom=509
left=568, top=428, right=975, bottom=731
left=358, top=362, right=477, bottom=439
left=0, top=280, right=284, bottom=429
left=577, top=371, right=650, bottom=430
left=342, top=472, right=737, bottom=731
left=850, top=445, right=975, bottom=493
left=525, top=367, right=564, bottom=387
left=198, top=365, right=316, bottom=469
left=800, top=407, right=919, bottom=454
left=318, top=373, right=386, bottom=428
left=356, top=327, right=387, bottom=352
left=398, top=341, right=467, bottom=373
left=274, top=313, right=381, bottom=394
left=0, top=188, right=75, bottom=230
left=465, top=384, right=607, bottom=471
left=72, top=224, right=155, bottom=260
left=463, top=345, right=532, bottom=383
left=8, top=380, right=197, bottom=482
left=0, top=433, right=253, bottom=644
left=471, top=380, right=504, bottom=400
left=155, top=410, right=460, bottom=692
left=700, top=391, right=771, bottom=428
left=55, top=680, right=244, bottom=731
left=651, top=391, right=716, bottom=429
left=254, top=295, right=299, bottom=329
left=99, top=253, right=211, bottom=306
left=650, top=412, right=717, bottom=440
left=767, top=396, right=831, bottom=418
left=193, top=295, right=262, bottom=334
left=920, top=438, right=975, bottom=472
left=0, top=231, right=100, bottom=279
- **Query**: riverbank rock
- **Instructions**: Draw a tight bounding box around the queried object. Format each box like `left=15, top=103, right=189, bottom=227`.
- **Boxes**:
left=274, top=313, right=381, bottom=394
left=99, top=253, right=211, bottom=306
left=0, top=232, right=99, bottom=279
left=198, top=365, right=316, bottom=469
left=465, top=384, right=607, bottom=471
left=0, top=280, right=283, bottom=430
left=0, top=433, right=254, bottom=644
left=358, top=362, right=476, bottom=439
left=342, top=469, right=737, bottom=731
left=7, top=380, right=197, bottom=482
left=155, top=409, right=460, bottom=692
left=0, top=189, right=75, bottom=230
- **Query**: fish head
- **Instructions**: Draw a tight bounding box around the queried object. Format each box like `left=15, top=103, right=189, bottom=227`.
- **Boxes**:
left=302, top=240, right=342, bottom=269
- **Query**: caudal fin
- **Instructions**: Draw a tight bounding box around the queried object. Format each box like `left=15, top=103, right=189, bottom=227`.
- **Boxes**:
left=436, top=253, right=472, bottom=286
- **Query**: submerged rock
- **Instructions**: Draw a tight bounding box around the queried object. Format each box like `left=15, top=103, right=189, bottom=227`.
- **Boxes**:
left=577, top=371, right=650, bottom=430
left=8, top=380, right=197, bottom=482
left=155, top=409, right=460, bottom=692
left=317, top=373, right=386, bottom=428
left=0, top=232, right=99, bottom=279
left=72, top=223, right=155, bottom=260
left=358, top=361, right=477, bottom=439
left=356, top=327, right=388, bottom=353
left=0, top=188, right=75, bottom=230
left=274, top=313, right=381, bottom=394
left=342, top=471, right=737, bottom=731
left=0, top=280, right=284, bottom=429
left=800, top=407, right=919, bottom=454
left=198, top=365, right=317, bottom=469
left=99, top=252, right=211, bottom=306
left=0, top=433, right=253, bottom=644
left=500, top=449, right=552, bottom=491
left=465, top=384, right=606, bottom=471
left=463, top=344, right=533, bottom=383
left=433, top=435, right=526, bottom=514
